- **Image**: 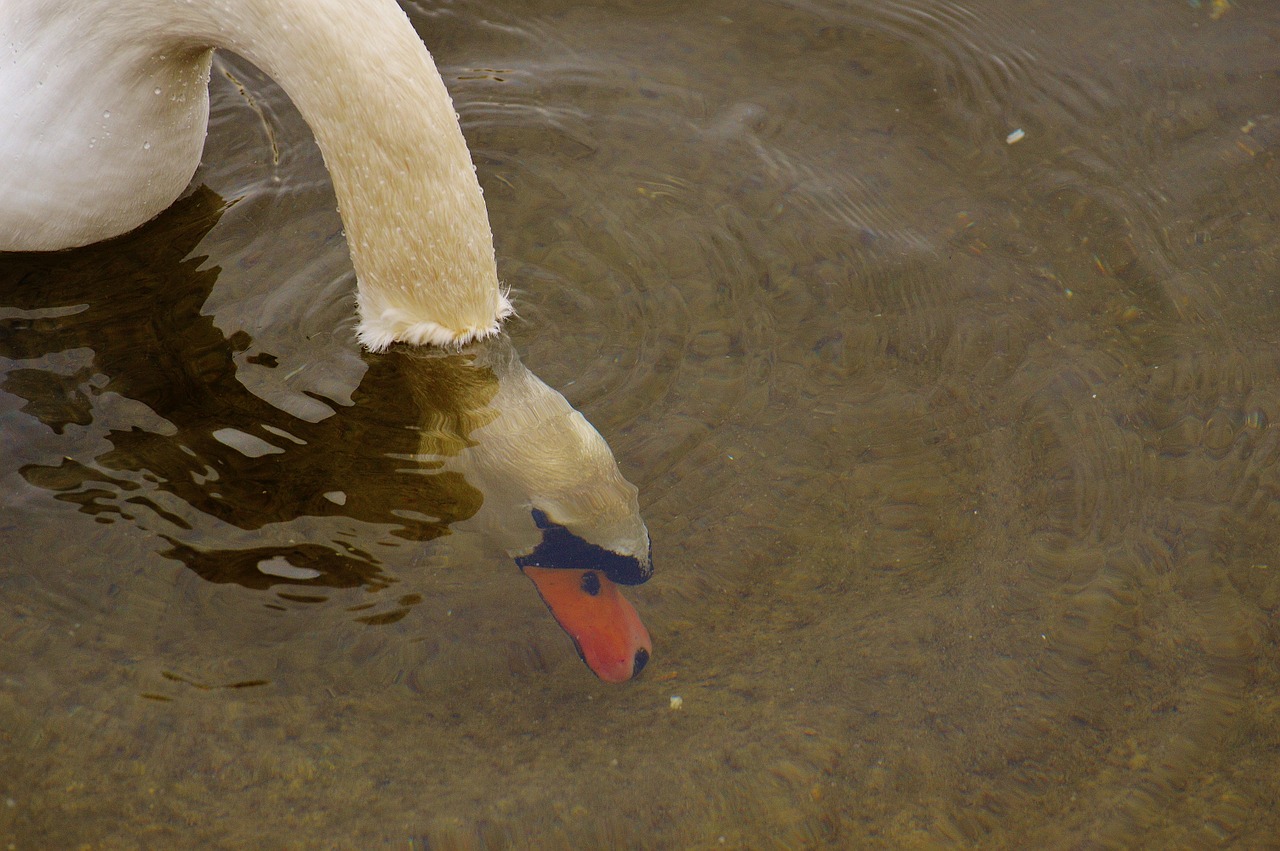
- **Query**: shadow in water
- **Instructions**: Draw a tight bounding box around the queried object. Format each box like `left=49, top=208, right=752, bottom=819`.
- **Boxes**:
left=0, top=188, right=650, bottom=633
left=0, top=188, right=483, bottom=600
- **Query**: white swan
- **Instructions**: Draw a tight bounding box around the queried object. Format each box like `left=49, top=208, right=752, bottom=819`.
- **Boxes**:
left=0, top=5, right=656, bottom=681
left=0, top=0, right=511, bottom=349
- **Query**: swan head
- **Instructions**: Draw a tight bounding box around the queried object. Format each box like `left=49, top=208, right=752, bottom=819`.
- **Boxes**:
left=516, top=509, right=652, bottom=682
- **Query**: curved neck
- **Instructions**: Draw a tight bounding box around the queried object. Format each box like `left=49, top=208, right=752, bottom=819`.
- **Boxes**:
left=1, top=0, right=509, bottom=349
left=174, top=0, right=509, bottom=348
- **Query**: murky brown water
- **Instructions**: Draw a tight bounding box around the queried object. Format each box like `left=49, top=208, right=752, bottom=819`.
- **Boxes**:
left=4, top=0, right=1280, bottom=846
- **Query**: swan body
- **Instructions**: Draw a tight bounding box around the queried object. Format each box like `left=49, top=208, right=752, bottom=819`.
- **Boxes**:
left=0, top=0, right=511, bottom=348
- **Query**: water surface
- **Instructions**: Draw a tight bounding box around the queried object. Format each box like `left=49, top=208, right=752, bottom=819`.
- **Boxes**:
left=3, top=0, right=1280, bottom=846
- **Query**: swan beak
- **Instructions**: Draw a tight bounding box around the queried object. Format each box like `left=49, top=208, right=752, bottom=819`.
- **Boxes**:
left=520, top=566, right=652, bottom=683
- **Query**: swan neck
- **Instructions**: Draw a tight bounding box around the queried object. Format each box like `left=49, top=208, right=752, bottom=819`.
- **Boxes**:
left=182, top=0, right=508, bottom=348
left=1, top=0, right=509, bottom=347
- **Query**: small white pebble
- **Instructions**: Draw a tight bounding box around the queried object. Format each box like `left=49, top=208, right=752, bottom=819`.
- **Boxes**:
left=669, top=695, right=683, bottom=710
left=1006, top=128, right=1026, bottom=144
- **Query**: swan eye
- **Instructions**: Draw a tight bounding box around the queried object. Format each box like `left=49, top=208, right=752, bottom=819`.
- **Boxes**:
left=518, top=509, right=652, bottom=585
left=580, top=571, right=601, bottom=596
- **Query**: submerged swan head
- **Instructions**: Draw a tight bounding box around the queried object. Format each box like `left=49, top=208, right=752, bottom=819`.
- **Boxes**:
left=401, top=340, right=655, bottom=682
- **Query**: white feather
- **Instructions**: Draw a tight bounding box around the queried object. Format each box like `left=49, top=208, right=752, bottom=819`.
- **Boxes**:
left=0, top=0, right=510, bottom=348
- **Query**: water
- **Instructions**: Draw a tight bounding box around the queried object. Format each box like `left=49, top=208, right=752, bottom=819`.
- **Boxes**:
left=4, top=0, right=1280, bottom=845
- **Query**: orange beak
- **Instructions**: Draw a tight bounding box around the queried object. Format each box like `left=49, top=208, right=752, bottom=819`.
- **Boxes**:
left=521, top=566, right=652, bottom=683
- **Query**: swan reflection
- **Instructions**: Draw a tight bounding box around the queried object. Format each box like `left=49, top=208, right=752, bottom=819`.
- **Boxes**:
left=0, top=186, right=652, bottom=681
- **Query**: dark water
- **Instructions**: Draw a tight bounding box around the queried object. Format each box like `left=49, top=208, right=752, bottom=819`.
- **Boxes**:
left=4, top=0, right=1280, bottom=846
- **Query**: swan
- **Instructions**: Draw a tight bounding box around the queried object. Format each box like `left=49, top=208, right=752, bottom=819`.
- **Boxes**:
left=1, top=0, right=511, bottom=349
left=0, top=3, right=656, bottom=680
